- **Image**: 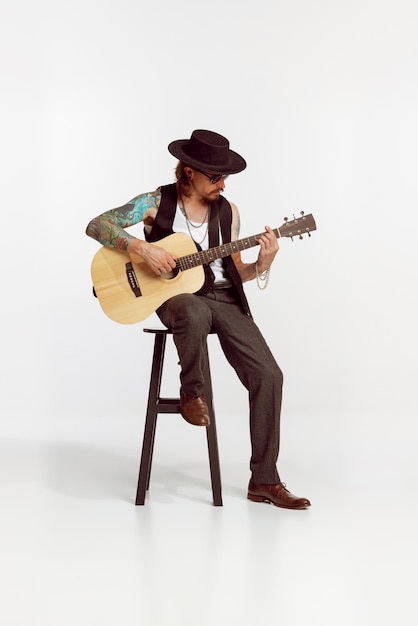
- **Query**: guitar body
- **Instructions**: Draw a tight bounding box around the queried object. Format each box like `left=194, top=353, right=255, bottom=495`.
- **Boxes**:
left=91, top=232, right=204, bottom=324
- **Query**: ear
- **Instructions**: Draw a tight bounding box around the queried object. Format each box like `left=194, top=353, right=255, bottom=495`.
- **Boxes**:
left=184, top=166, right=193, bottom=180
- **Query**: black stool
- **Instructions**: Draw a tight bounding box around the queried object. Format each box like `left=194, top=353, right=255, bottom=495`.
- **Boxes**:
left=135, top=328, right=223, bottom=506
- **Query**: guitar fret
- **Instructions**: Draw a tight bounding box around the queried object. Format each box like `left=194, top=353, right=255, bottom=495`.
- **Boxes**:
left=179, top=236, right=267, bottom=270
left=176, top=218, right=314, bottom=272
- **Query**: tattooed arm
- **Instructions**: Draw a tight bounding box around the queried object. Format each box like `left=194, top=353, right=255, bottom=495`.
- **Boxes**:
left=86, top=191, right=160, bottom=249
left=230, top=202, right=279, bottom=282
left=86, top=190, right=177, bottom=276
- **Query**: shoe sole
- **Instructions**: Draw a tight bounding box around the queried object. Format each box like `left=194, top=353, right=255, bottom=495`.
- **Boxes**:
left=180, top=412, right=210, bottom=427
left=247, top=493, right=310, bottom=510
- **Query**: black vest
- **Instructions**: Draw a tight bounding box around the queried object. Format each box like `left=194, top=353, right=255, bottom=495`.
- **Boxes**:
left=145, top=183, right=252, bottom=317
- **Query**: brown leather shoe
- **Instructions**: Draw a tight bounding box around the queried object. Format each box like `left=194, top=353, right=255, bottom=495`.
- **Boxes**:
left=247, top=479, right=311, bottom=509
left=180, top=391, right=210, bottom=427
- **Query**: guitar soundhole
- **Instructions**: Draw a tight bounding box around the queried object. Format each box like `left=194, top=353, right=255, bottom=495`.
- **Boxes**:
left=160, top=266, right=180, bottom=280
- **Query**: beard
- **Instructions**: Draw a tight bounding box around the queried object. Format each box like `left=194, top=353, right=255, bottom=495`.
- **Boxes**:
left=206, top=188, right=224, bottom=201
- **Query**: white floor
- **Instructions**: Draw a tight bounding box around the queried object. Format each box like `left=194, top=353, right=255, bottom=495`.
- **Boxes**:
left=1, top=408, right=417, bottom=626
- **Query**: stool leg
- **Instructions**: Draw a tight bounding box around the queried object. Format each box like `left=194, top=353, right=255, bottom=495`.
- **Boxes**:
left=203, top=346, right=223, bottom=506
left=135, top=333, right=166, bottom=505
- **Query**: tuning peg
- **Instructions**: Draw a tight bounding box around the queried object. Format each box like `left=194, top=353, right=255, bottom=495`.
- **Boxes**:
left=301, top=210, right=305, bottom=216
left=284, top=216, right=288, bottom=222
left=299, top=234, right=303, bottom=240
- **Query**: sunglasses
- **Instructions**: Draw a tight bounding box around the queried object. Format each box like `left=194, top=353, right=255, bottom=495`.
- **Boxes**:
left=194, top=169, right=229, bottom=184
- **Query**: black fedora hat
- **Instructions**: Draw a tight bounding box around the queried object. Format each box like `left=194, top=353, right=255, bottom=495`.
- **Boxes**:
left=168, top=129, right=246, bottom=174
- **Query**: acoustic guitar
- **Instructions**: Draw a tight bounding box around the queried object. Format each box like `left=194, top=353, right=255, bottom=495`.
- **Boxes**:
left=91, top=212, right=316, bottom=324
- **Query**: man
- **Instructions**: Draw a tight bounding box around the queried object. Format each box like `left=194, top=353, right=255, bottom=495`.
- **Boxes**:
left=86, top=129, right=310, bottom=509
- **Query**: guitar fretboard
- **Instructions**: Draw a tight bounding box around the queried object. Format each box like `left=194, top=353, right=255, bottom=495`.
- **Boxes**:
left=177, top=228, right=281, bottom=271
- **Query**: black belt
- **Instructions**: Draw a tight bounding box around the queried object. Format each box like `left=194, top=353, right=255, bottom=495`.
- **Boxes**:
left=212, top=283, right=234, bottom=290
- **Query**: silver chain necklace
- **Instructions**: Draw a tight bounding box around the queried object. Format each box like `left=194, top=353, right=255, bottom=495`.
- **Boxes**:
left=179, top=201, right=210, bottom=245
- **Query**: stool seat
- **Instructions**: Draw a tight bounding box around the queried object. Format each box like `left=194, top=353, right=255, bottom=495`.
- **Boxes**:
left=135, top=328, right=223, bottom=506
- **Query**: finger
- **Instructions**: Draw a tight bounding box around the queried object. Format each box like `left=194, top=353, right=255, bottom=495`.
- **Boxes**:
left=258, top=234, right=275, bottom=249
left=160, top=252, right=177, bottom=267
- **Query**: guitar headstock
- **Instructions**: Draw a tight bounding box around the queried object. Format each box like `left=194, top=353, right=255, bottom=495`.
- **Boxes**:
left=278, top=212, right=317, bottom=240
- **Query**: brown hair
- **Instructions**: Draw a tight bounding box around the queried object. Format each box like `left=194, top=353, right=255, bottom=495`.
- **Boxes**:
left=175, top=161, right=192, bottom=198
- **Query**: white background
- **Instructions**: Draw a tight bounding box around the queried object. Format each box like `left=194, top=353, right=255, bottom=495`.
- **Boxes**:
left=1, top=1, right=418, bottom=624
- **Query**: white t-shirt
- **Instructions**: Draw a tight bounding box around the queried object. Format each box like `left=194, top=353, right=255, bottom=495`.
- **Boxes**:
left=172, top=204, right=231, bottom=286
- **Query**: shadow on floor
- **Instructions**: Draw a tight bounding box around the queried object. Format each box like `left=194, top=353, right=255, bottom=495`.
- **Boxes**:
left=0, top=437, right=245, bottom=504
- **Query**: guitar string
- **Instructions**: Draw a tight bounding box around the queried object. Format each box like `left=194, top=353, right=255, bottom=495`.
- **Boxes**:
left=177, top=225, right=288, bottom=270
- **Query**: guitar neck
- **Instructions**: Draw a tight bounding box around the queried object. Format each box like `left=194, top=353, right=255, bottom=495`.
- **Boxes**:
left=177, top=228, right=280, bottom=271
left=175, top=212, right=316, bottom=271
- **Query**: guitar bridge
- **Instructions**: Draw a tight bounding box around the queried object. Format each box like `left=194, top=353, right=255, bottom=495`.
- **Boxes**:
left=126, top=262, right=142, bottom=297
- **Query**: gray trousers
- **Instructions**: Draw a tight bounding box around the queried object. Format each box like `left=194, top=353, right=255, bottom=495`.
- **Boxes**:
left=157, top=288, right=283, bottom=483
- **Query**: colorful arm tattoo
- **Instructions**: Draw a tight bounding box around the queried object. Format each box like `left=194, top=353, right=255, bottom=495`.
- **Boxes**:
left=86, top=190, right=161, bottom=250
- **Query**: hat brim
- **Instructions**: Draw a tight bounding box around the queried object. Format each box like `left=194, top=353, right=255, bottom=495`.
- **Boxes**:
left=168, top=139, right=247, bottom=174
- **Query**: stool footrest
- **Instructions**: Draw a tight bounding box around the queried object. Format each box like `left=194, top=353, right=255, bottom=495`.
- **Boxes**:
left=155, top=398, right=181, bottom=413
